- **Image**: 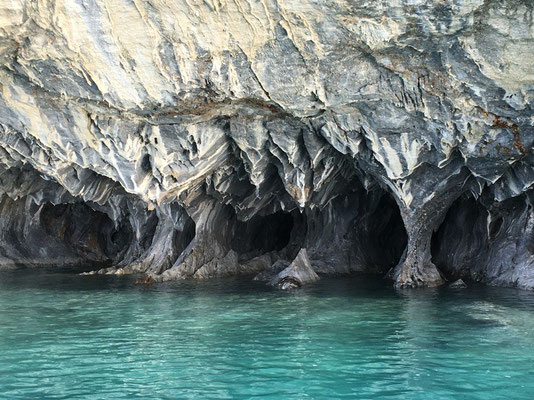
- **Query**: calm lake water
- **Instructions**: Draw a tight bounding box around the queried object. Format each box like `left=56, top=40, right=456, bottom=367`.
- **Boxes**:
left=1, top=268, right=534, bottom=399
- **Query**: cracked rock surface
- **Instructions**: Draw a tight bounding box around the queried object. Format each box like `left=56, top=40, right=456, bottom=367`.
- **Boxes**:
left=0, top=0, right=533, bottom=288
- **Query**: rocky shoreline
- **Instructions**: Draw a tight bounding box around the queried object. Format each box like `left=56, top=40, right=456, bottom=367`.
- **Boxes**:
left=0, top=0, right=533, bottom=289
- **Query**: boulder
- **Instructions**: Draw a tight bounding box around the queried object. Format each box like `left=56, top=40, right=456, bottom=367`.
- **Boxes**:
left=449, top=279, right=468, bottom=289
left=269, top=249, right=320, bottom=290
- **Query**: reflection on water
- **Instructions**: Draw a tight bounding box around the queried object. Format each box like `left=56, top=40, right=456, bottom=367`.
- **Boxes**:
left=1, top=269, right=534, bottom=399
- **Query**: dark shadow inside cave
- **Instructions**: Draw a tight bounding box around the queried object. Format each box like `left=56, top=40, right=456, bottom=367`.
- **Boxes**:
left=431, top=191, right=534, bottom=288
left=230, top=209, right=304, bottom=260
left=0, top=195, right=139, bottom=269
left=171, top=211, right=196, bottom=258
left=430, top=195, right=487, bottom=280
left=431, top=192, right=534, bottom=283
left=38, top=201, right=133, bottom=264
left=302, top=183, right=408, bottom=274
left=346, top=190, right=408, bottom=273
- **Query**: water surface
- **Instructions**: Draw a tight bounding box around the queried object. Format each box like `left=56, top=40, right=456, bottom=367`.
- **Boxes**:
left=1, top=269, right=534, bottom=399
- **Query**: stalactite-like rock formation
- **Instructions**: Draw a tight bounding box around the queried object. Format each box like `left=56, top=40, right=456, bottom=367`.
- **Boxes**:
left=0, top=0, right=533, bottom=288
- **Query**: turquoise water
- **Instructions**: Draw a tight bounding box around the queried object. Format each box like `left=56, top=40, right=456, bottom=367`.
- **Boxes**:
left=1, top=270, right=534, bottom=399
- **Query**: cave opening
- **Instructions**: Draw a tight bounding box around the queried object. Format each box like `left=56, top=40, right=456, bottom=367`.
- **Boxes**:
left=0, top=197, right=134, bottom=269
left=38, top=201, right=133, bottom=266
left=430, top=195, right=487, bottom=280
left=347, top=190, right=408, bottom=273
left=171, top=211, right=196, bottom=258
left=431, top=191, right=534, bottom=286
left=230, top=209, right=303, bottom=260
left=302, top=185, right=408, bottom=275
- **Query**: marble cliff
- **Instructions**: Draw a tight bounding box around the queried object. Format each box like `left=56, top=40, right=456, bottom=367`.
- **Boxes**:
left=0, top=0, right=533, bottom=288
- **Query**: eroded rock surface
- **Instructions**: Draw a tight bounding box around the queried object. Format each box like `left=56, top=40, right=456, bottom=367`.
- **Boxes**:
left=0, top=0, right=533, bottom=288
left=269, top=249, right=320, bottom=290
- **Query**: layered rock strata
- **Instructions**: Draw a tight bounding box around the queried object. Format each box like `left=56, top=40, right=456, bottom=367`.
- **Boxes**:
left=0, top=0, right=533, bottom=288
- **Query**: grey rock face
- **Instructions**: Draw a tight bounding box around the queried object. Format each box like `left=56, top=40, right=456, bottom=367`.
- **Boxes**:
left=0, top=0, right=533, bottom=288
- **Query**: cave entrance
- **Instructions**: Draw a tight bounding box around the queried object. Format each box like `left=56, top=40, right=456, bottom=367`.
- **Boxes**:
left=303, top=185, right=407, bottom=274
left=347, top=189, right=408, bottom=273
left=431, top=191, right=534, bottom=287
left=0, top=197, right=133, bottom=269
left=171, top=209, right=196, bottom=259
left=38, top=201, right=133, bottom=265
left=431, top=196, right=484, bottom=280
left=230, top=209, right=303, bottom=260
left=430, top=194, right=514, bottom=281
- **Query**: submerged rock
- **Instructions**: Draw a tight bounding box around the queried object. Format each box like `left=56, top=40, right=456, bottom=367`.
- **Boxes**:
left=79, top=271, right=97, bottom=276
left=270, top=249, right=320, bottom=290
left=253, top=260, right=290, bottom=282
left=449, top=279, right=468, bottom=289
left=0, top=1, right=533, bottom=289
left=135, top=275, right=155, bottom=285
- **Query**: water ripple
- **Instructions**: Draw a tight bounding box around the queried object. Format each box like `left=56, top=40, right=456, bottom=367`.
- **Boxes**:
left=1, top=271, right=534, bottom=399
